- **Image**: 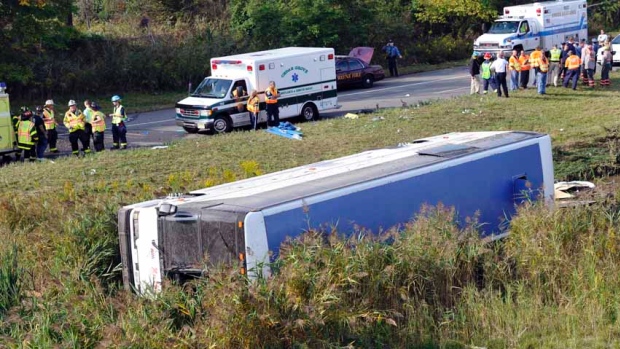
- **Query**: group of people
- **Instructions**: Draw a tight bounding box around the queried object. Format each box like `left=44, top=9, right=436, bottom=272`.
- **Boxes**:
left=470, top=34, right=614, bottom=98
left=13, top=95, right=128, bottom=162
left=233, top=81, right=280, bottom=130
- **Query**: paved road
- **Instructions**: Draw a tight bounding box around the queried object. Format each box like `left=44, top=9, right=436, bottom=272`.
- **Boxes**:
left=57, top=66, right=471, bottom=148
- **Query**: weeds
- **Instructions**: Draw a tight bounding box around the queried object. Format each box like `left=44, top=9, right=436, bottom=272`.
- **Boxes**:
left=0, top=244, right=22, bottom=317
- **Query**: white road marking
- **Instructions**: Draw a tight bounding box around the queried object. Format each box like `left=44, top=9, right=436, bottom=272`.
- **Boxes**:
left=339, top=74, right=469, bottom=97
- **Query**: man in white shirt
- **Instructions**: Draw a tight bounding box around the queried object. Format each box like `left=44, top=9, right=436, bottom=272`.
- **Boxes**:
left=491, top=52, right=510, bottom=97
left=598, top=30, right=609, bottom=45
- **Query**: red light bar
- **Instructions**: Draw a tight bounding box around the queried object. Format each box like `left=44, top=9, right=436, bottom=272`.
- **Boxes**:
left=536, top=8, right=541, bottom=16
left=259, top=64, right=265, bottom=71
left=247, top=65, right=253, bottom=72
left=212, top=64, right=217, bottom=70
left=505, top=10, right=510, bottom=14
left=212, top=60, right=242, bottom=64
left=328, top=54, right=334, bottom=60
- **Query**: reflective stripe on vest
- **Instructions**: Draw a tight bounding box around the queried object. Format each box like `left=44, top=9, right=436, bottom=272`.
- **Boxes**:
left=509, top=56, right=521, bottom=71
left=65, top=111, right=85, bottom=131
left=481, top=62, right=492, bottom=79
left=247, top=96, right=260, bottom=113
left=43, top=109, right=56, bottom=130
left=91, top=111, right=106, bottom=132
left=539, top=60, right=549, bottom=73
left=530, top=51, right=541, bottom=67
left=265, top=88, right=278, bottom=104
left=550, top=49, right=561, bottom=61
left=567, top=56, right=581, bottom=69
left=112, top=105, right=126, bottom=125
left=17, top=120, right=35, bottom=145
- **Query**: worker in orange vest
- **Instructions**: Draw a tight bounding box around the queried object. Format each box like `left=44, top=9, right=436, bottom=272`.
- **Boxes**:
left=530, top=46, right=543, bottom=87
left=563, top=51, right=581, bottom=90
left=508, top=50, right=521, bottom=91
left=518, top=50, right=531, bottom=89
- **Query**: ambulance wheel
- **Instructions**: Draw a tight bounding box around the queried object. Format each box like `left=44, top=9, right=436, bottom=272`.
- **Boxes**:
left=300, top=103, right=319, bottom=122
left=182, top=126, right=199, bottom=134
left=213, top=115, right=232, bottom=133
left=362, top=75, right=374, bottom=88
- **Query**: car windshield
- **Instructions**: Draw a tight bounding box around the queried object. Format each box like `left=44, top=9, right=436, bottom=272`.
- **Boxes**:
left=487, top=21, right=520, bottom=34
left=191, top=78, right=232, bottom=98
left=613, top=35, right=620, bottom=45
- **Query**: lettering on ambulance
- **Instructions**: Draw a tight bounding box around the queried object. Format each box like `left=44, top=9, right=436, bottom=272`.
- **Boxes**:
left=280, top=66, right=309, bottom=79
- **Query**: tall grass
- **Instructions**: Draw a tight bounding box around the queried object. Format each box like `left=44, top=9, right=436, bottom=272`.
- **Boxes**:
left=0, top=244, right=22, bottom=318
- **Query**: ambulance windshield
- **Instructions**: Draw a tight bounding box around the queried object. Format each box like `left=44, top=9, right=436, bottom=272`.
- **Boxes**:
left=488, top=21, right=520, bottom=34
left=192, top=78, right=232, bottom=98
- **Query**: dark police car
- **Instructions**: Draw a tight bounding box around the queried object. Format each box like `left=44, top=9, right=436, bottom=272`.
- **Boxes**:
left=336, top=47, right=385, bottom=89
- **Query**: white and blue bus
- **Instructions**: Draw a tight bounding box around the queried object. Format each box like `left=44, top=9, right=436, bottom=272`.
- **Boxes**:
left=118, top=131, right=554, bottom=294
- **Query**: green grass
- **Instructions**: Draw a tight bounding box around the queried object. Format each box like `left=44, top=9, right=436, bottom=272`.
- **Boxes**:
left=1, top=72, right=620, bottom=347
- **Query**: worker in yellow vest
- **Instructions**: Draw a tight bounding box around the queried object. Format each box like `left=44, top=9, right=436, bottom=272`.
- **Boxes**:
left=64, top=100, right=91, bottom=156
left=16, top=107, right=38, bottom=162
left=563, top=51, right=581, bottom=90
left=265, top=81, right=280, bottom=127
left=247, top=90, right=260, bottom=131
left=537, top=54, right=549, bottom=95
left=108, top=95, right=127, bottom=150
left=548, top=44, right=562, bottom=87
left=90, top=102, right=107, bottom=152
left=530, top=46, right=543, bottom=86
left=42, top=99, right=59, bottom=153
left=508, top=50, right=521, bottom=91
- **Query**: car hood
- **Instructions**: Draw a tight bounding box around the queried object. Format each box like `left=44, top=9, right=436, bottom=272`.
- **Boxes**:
left=349, top=47, right=374, bottom=64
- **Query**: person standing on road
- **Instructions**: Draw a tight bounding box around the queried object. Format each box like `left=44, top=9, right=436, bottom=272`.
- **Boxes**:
left=563, top=51, right=581, bottom=90
left=83, top=99, right=94, bottom=149
left=109, top=95, right=127, bottom=150
left=265, top=82, right=280, bottom=127
left=16, top=107, right=38, bottom=162
left=469, top=52, right=481, bottom=94
left=64, top=100, right=90, bottom=157
left=42, top=99, right=59, bottom=153
left=247, top=90, right=260, bottom=130
left=537, top=54, right=549, bottom=95
left=508, top=50, right=521, bottom=91
left=518, top=50, right=531, bottom=89
left=33, top=106, right=48, bottom=161
left=382, top=39, right=403, bottom=77
left=490, top=52, right=509, bottom=98
left=90, top=102, right=106, bottom=152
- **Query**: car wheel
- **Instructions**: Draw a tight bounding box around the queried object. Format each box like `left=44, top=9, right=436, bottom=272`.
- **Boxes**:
left=300, top=103, right=319, bottom=121
left=182, top=126, right=199, bottom=134
left=213, top=115, right=232, bottom=133
left=362, top=75, right=374, bottom=88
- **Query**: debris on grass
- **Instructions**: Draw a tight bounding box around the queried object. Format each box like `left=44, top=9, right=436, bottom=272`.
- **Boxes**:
left=344, top=113, right=359, bottom=119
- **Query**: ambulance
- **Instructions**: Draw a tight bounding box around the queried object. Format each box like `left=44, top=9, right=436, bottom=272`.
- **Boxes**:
left=175, top=47, right=339, bottom=134
left=0, top=82, right=18, bottom=162
left=473, top=0, right=588, bottom=57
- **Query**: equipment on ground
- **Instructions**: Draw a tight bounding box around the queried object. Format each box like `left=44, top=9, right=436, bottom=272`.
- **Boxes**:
left=175, top=47, right=339, bottom=134
left=474, top=0, right=588, bottom=57
left=118, top=131, right=554, bottom=295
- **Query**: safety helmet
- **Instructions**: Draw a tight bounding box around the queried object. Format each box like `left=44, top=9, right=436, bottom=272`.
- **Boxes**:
left=91, top=101, right=99, bottom=109
left=484, top=52, right=492, bottom=59
left=45, top=99, right=54, bottom=106
left=68, top=100, right=77, bottom=106
left=111, top=95, right=121, bottom=102
left=35, top=105, right=43, bottom=113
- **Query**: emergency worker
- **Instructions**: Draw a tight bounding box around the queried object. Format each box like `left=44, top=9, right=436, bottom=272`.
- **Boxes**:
left=265, top=82, right=280, bottom=127
left=64, top=100, right=90, bottom=156
left=247, top=90, right=260, bottom=130
left=563, top=51, right=581, bottom=90
left=42, top=100, right=59, bottom=153
left=537, top=54, right=549, bottom=95
left=601, top=46, right=613, bottom=86
left=90, top=102, right=106, bottom=152
left=508, top=50, right=521, bottom=91
left=16, top=107, right=38, bottom=162
left=583, top=44, right=596, bottom=87
left=549, top=44, right=562, bottom=87
left=480, top=53, right=494, bottom=94
left=530, top=46, right=543, bottom=86
left=109, top=95, right=127, bottom=149
left=519, top=50, right=531, bottom=89
left=33, top=106, right=48, bottom=161
left=83, top=99, right=94, bottom=148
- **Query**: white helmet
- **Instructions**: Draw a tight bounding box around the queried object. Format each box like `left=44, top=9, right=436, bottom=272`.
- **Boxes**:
left=45, top=99, right=54, bottom=106
left=68, top=100, right=76, bottom=106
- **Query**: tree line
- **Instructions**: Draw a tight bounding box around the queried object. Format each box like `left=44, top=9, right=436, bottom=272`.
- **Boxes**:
left=1, top=0, right=618, bottom=100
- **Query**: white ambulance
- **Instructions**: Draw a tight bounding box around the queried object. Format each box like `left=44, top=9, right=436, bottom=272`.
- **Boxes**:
left=0, top=82, right=18, bottom=162
left=473, top=0, right=588, bottom=57
left=175, top=47, right=338, bottom=134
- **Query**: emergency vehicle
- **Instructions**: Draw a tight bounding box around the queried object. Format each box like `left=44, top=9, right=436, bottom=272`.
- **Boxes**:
left=118, top=131, right=554, bottom=295
left=473, top=0, right=588, bottom=57
left=175, top=47, right=338, bottom=134
left=0, top=82, right=18, bottom=162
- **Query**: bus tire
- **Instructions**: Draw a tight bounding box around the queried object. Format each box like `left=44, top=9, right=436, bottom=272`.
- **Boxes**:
left=213, top=115, right=232, bottom=134
left=300, top=103, right=319, bottom=122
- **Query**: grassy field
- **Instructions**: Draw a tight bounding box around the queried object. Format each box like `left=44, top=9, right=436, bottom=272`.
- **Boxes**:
left=1, top=72, right=620, bottom=348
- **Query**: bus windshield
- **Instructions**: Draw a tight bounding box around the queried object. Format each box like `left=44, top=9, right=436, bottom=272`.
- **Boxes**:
left=487, top=21, right=520, bottom=34
left=191, top=78, right=232, bottom=98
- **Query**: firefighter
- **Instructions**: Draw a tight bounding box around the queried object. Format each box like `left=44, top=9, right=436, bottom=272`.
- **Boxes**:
left=83, top=99, right=94, bottom=149
left=33, top=106, right=48, bottom=161
left=42, top=99, right=59, bottom=153
left=265, top=82, right=280, bottom=127
left=109, top=95, right=127, bottom=150
left=601, top=46, right=613, bottom=86
left=90, top=102, right=106, bottom=152
left=563, top=51, right=581, bottom=90
left=64, top=100, right=90, bottom=156
left=16, top=107, right=38, bottom=162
